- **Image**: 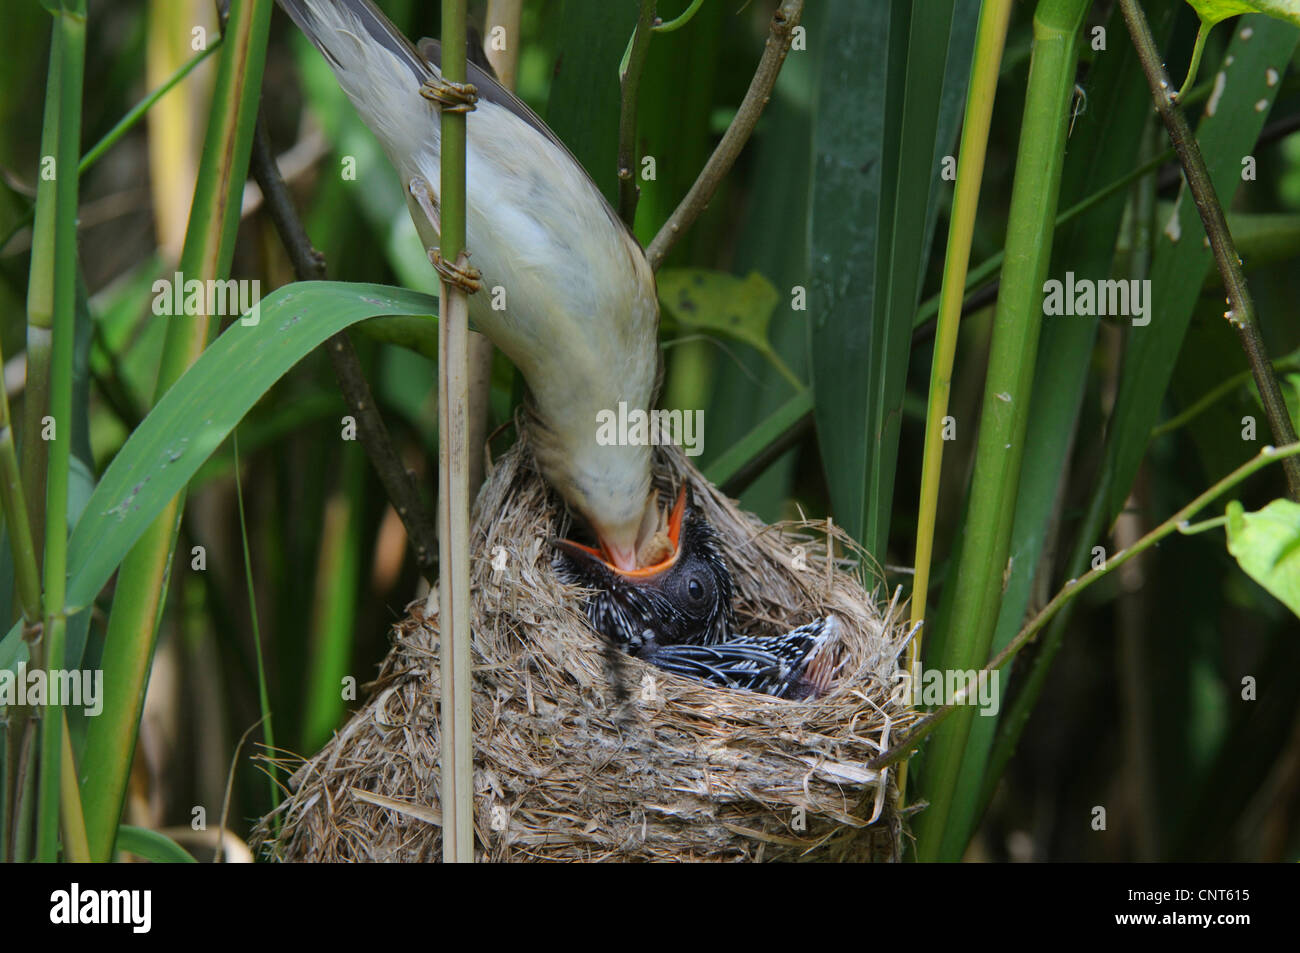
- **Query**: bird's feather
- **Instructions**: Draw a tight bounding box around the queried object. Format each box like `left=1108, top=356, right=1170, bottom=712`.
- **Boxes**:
left=642, top=618, right=844, bottom=699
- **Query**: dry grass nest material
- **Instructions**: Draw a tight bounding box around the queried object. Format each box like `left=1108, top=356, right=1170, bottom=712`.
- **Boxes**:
left=254, top=430, right=917, bottom=861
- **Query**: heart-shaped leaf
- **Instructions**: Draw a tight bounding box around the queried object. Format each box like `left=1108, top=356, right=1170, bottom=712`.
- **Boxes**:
left=657, top=269, right=801, bottom=389
left=1225, top=498, right=1300, bottom=618
left=1188, top=0, right=1300, bottom=26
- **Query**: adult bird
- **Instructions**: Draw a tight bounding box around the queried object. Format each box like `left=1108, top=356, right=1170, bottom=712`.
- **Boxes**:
left=278, top=0, right=661, bottom=574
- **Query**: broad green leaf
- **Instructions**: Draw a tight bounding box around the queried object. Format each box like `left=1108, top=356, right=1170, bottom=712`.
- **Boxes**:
left=810, top=0, right=976, bottom=558
left=1251, top=0, right=1300, bottom=24
left=693, top=29, right=816, bottom=519
left=546, top=0, right=639, bottom=204
left=65, top=281, right=438, bottom=614
left=1188, top=0, right=1300, bottom=27
left=0, top=620, right=26, bottom=675
left=1225, top=499, right=1300, bottom=616
left=1187, top=0, right=1263, bottom=23
left=657, top=269, right=799, bottom=389
left=115, top=824, right=198, bottom=863
left=631, top=0, right=724, bottom=253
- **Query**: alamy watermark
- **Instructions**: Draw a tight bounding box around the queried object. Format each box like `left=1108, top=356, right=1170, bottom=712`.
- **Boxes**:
left=50, top=883, right=150, bottom=933
left=152, top=272, right=261, bottom=326
left=1042, top=272, right=1151, bottom=326
left=893, top=666, right=1000, bottom=716
left=596, top=401, right=703, bottom=457
left=0, top=663, right=104, bottom=716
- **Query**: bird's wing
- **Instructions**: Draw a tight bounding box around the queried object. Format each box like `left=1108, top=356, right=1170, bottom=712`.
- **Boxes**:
left=640, top=618, right=845, bottom=699
left=641, top=642, right=785, bottom=684
left=278, top=0, right=430, bottom=80
left=417, top=36, right=635, bottom=243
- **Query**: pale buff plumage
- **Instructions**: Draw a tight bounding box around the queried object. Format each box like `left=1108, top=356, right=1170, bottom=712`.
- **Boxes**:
left=279, top=0, right=659, bottom=570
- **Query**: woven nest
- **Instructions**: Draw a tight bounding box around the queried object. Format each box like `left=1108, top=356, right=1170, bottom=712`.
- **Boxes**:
left=253, top=428, right=917, bottom=861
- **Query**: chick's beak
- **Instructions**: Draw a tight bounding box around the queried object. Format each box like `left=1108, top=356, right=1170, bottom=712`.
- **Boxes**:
left=555, top=488, right=687, bottom=580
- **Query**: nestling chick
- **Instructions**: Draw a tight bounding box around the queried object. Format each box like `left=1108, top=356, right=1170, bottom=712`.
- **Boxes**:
left=642, top=617, right=846, bottom=701
left=554, top=488, right=734, bottom=654
left=555, top=488, right=845, bottom=700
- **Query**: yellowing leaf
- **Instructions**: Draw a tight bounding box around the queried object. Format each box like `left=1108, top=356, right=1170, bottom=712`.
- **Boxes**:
left=1185, top=1, right=1300, bottom=31
left=1186, top=1, right=1266, bottom=25
left=656, top=269, right=801, bottom=390
left=1251, top=0, right=1300, bottom=26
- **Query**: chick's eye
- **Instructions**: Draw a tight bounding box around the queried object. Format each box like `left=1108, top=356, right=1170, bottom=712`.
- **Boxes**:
left=679, top=571, right=713, bottom=610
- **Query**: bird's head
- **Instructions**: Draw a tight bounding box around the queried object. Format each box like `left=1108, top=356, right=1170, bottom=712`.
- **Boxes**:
left=530, top=427, right=654, bottom=575
left=553, top=486, right=735, bottom=650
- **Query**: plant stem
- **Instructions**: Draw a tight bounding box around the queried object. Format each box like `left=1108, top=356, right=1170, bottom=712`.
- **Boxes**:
left=913, top=0, right=1089, bottom=863
left=484, top=0, right=523, bottom=87
left=436, top=0, right=476, bottom=865
left=1178, top=19, right=1211, bottom=102
left=0, top=329, right=41, bottom=860
left=9, top=722, right=35, bottom=862
left=1152, top=345, right=1300, bottom=438
left=645, top=0, right=803, bottom=271
left=654, top=0, right=704, bottom=33
left=617, top=0, right=656, bottom=226
left=906, top=0, right=1014, bottom=807
left=80, top=37, right=223, bottom=174
left=58, top=712, right=89, bottom=863
left=872, top=441, right=1300, bottom=773
left=20, top=15, right=66, bottom=577
left=231, top=433, right=278, bottom=817
left=1118, top=0, right=1300, bottom=500
left=0, top=334, right=41, bottom=626
left=35, top=0, right=87, bottom=864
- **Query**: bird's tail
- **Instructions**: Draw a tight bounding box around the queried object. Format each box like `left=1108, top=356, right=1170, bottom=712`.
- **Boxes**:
left=276, top=0, right=436, bottom=171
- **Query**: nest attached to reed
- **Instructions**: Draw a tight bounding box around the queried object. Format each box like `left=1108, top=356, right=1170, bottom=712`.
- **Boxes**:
left=253, top=428, right=916, bottom=861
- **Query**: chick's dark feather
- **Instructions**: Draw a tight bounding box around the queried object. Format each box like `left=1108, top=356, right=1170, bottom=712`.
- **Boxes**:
left=555, top=495, right=843, bottom=700
left=555, top=505, right=734, bottom=654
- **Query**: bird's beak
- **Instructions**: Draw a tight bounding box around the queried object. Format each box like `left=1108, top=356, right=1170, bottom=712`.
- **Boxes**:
left=555, top=488, right=687, bottom=580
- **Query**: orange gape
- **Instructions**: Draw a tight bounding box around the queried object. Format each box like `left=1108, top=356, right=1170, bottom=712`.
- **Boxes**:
left=559, top=487, right=686, bottom=577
